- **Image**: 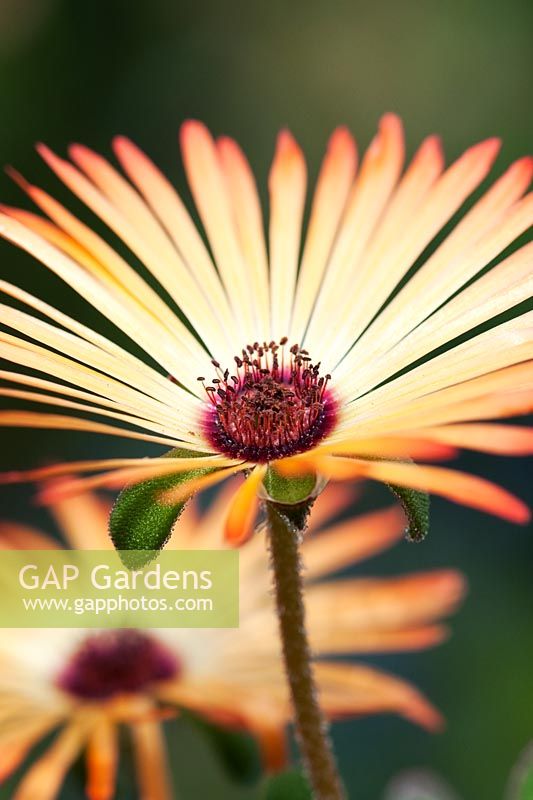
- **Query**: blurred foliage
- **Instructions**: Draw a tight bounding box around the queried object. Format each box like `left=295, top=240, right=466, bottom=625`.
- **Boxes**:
left=263, top=770, right=312, bottom=799
left=0, top=0, right=531, bottom=798
left=506, top=742, right=533, bottom=800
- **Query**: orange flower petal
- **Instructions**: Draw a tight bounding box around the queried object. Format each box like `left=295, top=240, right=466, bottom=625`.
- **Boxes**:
left=0, top=522, right=60, bottom=550
left=309, top=624, right=450, bottom=654
left=12, top=723, right=88, bottom=800
left=306, top=571, right=466, bottom=636
left=317, top=435, right=458, bottom=461
left=159, top=463, right=249, bottom=506
left=86, top=720, right=118, bottom=800
left=302, top=506, right=405, bottom=579
left=0, top=455, right=234, bottom=488
left=403, top=423, right=533, bottom=456
left=315, top=661, right=444, bottom=732
left=315, top=456, right=531, bottom=524
left=47, top=483, right=113, bottom=550
left=224, top=466, right=267, bottom=546
left=236, top=700, right=289, bottom=773
left=130, top=720, right=173, bottom=800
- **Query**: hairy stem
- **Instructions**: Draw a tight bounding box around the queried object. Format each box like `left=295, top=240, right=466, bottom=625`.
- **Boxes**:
left=266, top=502, right=346, bottom=800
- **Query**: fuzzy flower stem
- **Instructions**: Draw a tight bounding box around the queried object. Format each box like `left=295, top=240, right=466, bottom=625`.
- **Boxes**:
left=266, top=501, right=346, bottom=800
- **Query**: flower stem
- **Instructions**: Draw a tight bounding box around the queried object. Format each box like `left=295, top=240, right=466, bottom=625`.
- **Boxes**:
left=266, top=502, right=346, bottom=800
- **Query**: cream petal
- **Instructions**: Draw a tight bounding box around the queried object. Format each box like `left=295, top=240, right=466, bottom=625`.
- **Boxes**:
left=314, top=132, right=445, bottom=365
left=334, top=362, right=533, bottom=438
left=66, top=143, right=233, bottom=359
left=112, top=135, right=239, bottom=348
left=339, top=312, right=533, bottom=431
left=0, top=389, right=196, bottom=447
left=0, top=334, right=201, bottom=433
left=289, top=127, right=358, bottom=343
left=217, top=135, right=270, bottom=335
left=0, top=410, right=195, bottom=449
left=268, top=129, right=307, bottom=339
left=342, top=239, right=533, bottom=398
left=180, top=120, right=258, bottom=341
left=0, top=211, right=208, bottom=394
left=304, top=113, right=405, bottom=362
left=336, top=153, right=531, bottom=385
left=0, top=279, right=196, bottom=411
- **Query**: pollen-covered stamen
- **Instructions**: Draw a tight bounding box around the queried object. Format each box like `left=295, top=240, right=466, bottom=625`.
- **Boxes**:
left=200, top=339, right=337, bottom=462
left=57, top=630, right=180, bottom=700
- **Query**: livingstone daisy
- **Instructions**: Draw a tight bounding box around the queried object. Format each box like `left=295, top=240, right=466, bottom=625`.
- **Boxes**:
left=0, top=484, right=465, bottom=799
left=0, top=114, right=531, bottom=541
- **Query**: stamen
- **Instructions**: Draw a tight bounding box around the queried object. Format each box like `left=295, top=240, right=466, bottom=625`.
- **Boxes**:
left=201, top=339, right=337, bottom=462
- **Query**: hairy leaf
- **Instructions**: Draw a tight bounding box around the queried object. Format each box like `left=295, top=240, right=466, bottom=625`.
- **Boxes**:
left=386, top=483, right=430, bottom=543
left=109, top=448, right=217, bottom=568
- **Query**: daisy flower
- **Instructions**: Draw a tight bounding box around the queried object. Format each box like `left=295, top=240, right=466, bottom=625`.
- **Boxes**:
left=0, top=483, right=465, bottom=800
left=0, top=114, right=531, bottom=541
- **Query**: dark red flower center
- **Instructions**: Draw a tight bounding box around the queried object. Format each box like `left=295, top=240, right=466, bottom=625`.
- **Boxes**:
left=57, top=630, right=180, bottom=700
left=199, top=339, right=337, bottom=463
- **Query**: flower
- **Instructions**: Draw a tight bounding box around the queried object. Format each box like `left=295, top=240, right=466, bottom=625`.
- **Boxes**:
left=0, top=115, right=531, bottom=541
left=0, top=483, right=465, bottom=799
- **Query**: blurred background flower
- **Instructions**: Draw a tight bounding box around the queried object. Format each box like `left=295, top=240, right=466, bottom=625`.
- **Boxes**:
left=0, top=483, right=464, bottom=798
left=0, top=1, right=531, bottom=797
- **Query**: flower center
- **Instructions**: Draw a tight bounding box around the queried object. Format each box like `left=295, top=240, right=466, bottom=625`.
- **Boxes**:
left=200, top=339, right=337, bottom=462
left=57, top=630, right=180, bottom=700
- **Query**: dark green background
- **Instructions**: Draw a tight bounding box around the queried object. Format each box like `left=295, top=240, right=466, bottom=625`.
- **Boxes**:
left=0, top=1, right=531, bottom=798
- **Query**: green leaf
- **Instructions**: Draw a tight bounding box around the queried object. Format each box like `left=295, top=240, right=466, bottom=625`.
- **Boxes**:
left=263, top=465, right=317, bottom=505
left=109, top=448, right=217, bottom=568
left=386, top=483, right=430, bottom=543
left=182, top=710, right=262, bottom=785
left=508, top=742, right=533, bottom=800
left=263, top=770, right=312, bottom=799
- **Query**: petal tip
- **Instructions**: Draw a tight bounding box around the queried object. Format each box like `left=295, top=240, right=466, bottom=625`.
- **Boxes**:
left=112, top=134, right=131, bottom=153
left=473, top=136, right=502, bottom=162
left=5, top=165, right=29, bottom=190
left=379, top=111, right=404, bottom=135
left=180, top=119, right=209, bottom=146
left=327, top=126, right=357, bottom=162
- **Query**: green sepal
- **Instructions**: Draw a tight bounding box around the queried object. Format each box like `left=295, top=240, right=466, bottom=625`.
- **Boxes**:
left=263, top=770, right=313, bottom=799
left=181, top=710, right=262, bottom=785
left=109, top=448, right=217, bottom=569
left=386, top=482, right=430, bottom=543
left=263, top=466, right=317, bottom=505
left=262, top=465, right=319, bottom=532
